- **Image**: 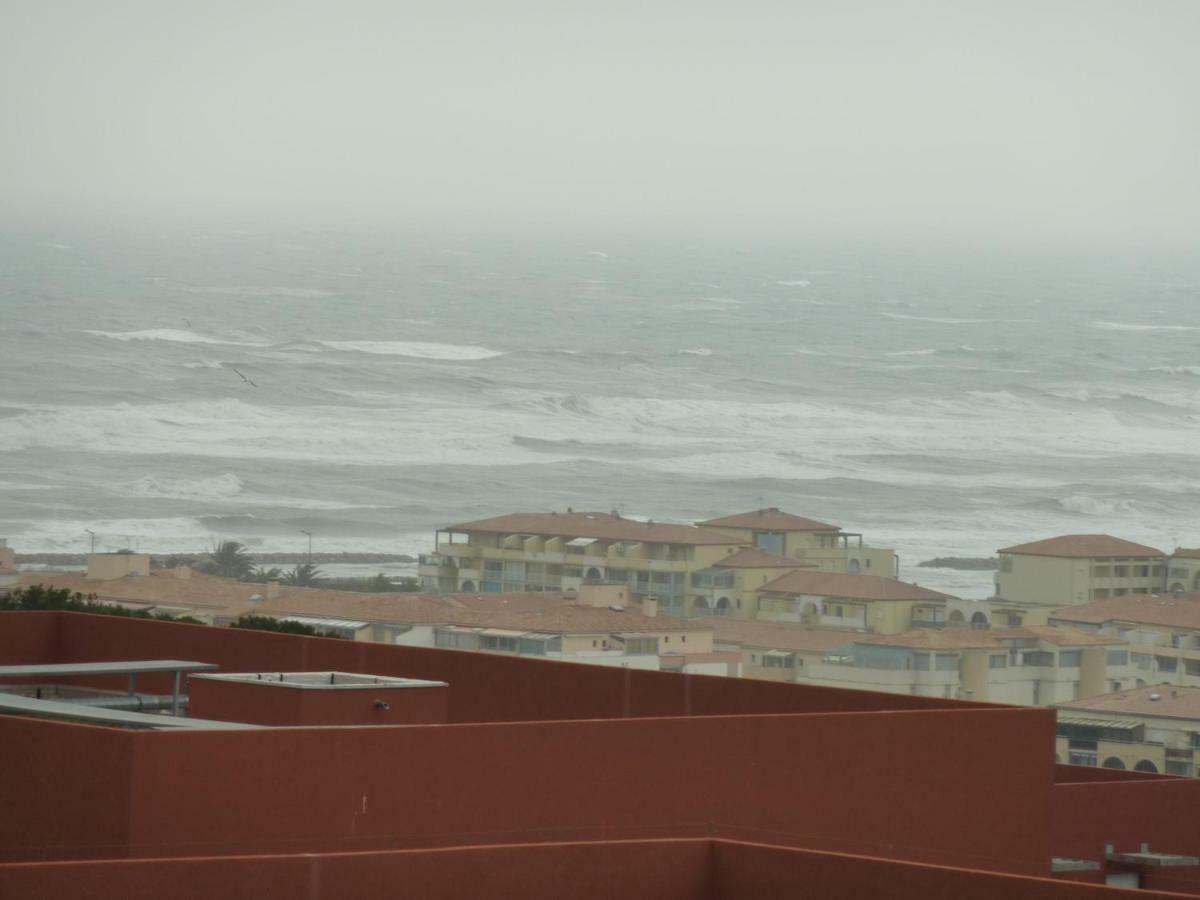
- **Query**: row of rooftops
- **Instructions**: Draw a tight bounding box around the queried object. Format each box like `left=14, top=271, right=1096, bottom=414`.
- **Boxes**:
left=439, top=507, right=843, bottom=546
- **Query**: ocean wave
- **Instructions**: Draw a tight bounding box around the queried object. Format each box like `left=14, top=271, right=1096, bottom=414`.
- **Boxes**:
left=125, top=473, right=246, bottom=502
left=1149, top=366, right=1200, bottom=376
left=180, top=285, right=334, bottom=298
left=885, top=348, right=938, bottom=357
left=1057, top=494, right=1138, bottom=516
left=883, top=313, right=992, bottom=325
left=776, top=279, right=811, bottom=287
left=318, top=340, right=504, bottom=360
left=677, top=348, right=713, bottom=356
left=84, top=329, right=267, bottom=347
left=1092, top=321, right=1200, bottom=333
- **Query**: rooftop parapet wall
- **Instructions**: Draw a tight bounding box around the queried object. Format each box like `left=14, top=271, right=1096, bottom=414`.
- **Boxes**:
left=0, top=703, right=1055, bottom=873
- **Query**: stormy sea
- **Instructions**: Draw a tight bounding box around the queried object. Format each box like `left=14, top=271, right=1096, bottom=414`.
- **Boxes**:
left=2, top=223, right=1198, bottom=598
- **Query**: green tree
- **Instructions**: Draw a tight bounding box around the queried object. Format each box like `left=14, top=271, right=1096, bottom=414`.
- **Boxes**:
left=1, top=585, right=201, bottom=623
left=245, top=566, right=285, bottom=583
left=230, top=614, right=340, bottom=638
left=200, top=541, right=255, bottom=580
left=284, top=561, right=324, bottom=587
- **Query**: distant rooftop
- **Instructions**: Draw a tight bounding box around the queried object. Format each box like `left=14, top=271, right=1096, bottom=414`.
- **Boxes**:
left=698, top=508, right=841, bottom=532
left=998, top=535, right=1166, bottom=559
left=708, top=548, right=817, bottom=569
left=443, top=511, right=741, bottom=545
left=699, top=617, right=859, bottom=654
left=757, top=570, right=954, bottom=602
left=1059, top=683, right=1200, bottom=722
left=1052, top=592, right=1200, bottom=631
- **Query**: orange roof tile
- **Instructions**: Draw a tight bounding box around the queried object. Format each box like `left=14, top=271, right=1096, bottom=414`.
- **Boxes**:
left=757, top=570, right=954, bottom=602
left=998, top=535, right=1165, bottom=559
left=709, top=548, right=818, bottom=569
left=699, top=617, right=859, bottom=653
left=444, top=511, right=741, bottom=545
left=992, top=625, right=1124, bottom=647
left=856, top=630, right=1005, bottom=650
left=1059, top=684, right=1200, bottom=721
left=698, top=508, right=841, bottom=532
left=1172, top=547, right=1200, bottom=560
left=1051, top=593, right=1200, bottom=631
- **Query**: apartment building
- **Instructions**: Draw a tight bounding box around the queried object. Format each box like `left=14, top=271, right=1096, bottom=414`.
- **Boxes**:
left=793, top=626, right=1130, bottom=704
left=755, top=569, right=955, bottom=634
left=1056, top=684, right=1200, bottom=776
left=701, top=616, right=866, bottom=683
left=696, top=508, right=897, bottom=576
left=1169, top=548, right=1200, bottom=594
left=1050, top=592, right=1200, bottom=689
left=995, top=534, right=1167, bottom=606
left=419, top=507, right=897, bottom=605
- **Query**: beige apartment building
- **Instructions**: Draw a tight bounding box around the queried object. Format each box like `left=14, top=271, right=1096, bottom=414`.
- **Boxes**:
left=1055, top=684, right=1200, bottom=776
left=803, top=626, right=1130, bottom=704
left=419, top=508, right=898, bottom=611
left=1168, top=548, right=1200, bottom=594
left=994, top=534, right=1167, bottom=607
left=754, top=570, right=955, bottom=635
left=1050, top=592, right=1200, bottom=689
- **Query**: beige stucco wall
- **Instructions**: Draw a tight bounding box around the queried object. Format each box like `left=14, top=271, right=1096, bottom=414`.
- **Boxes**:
left=86, top=553, right=151, bottom=580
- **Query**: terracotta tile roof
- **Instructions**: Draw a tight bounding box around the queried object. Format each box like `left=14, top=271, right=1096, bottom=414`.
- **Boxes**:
left=757, top=570, right=954, bottom=602
left=698, top=508, right=841, bottom=532
left=856, top=630, right=1005, bottom=650
left=708, top=548, right=818, bottom=570
left=443, top=511, right=742, bottom=545
left=998, top=534, right=1165, bottom=558
left=698, top=617, right=859, bottom=654
left=1173, top=548, right=1200, bottom=560
left=1051, top=593, right=1200, bottom=631
left=1059, top=684, right=1200, bottom=722
left=16, top=570, right=703, bottom=636
left=992, top=625, right=1125, bottom=647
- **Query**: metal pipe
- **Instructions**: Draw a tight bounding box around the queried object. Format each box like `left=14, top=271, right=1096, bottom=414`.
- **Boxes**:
left=68, top=694, right=189, bottom=713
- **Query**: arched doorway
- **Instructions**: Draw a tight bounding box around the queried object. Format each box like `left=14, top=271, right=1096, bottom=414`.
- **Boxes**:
left=801, top=602, right=818, bottom=625
left=1134, top=760, right=1159, bottom=773
left=460, top=580, right=476, bottom=592
left=716, top=597, right=731, bottom=616
left=1102, top=757, right=1126, bottom=770
left=693, top=595, right=711, bottom=613
left=948, top=610, right=966, bottom=626
left=847, top=559, right=861, bottom=574
left=970, top=611, right=989, bottom=629
left=585, top=567, right=602, bottom=581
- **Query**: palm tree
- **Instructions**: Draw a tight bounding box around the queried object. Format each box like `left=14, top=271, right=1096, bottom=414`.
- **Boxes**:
left=284, top=561, right=324, bottom=587
left=245, top=566, right=285, bottom=583
left=201, top=541, right=255, bottom=580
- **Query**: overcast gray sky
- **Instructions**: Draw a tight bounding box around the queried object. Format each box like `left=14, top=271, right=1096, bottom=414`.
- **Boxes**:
left=2, top=1, right=1197, bottom=245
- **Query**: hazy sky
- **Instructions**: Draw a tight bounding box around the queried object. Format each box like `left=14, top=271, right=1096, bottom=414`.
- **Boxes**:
left=2, top=1, right=1198, bottom=244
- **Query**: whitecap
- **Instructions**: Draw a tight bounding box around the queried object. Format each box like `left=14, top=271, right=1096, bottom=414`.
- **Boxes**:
left=124, top=473, right=246, bottom=502
left=585, top=250, right=609, bottom=258
left=883, top=313, right=991, bottom=325
left=776, top=279, right=811, bottom=287
left=317, top=340, right=504, bottom=360
left=1057, top=494, right=1137, bottom=516
left=1092, top=321, right=1199, bottom=333
left=678, top=348, right=714, bottom=356
left=885, top=348, right=938, bottom=357
left=84, top=329, right=267, bottom=347
left=180, top=285, right=334, bottom=298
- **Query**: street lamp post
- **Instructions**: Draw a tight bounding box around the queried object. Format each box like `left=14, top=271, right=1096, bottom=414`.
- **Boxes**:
left=85, top=529, right=96, bottom=554
left=301, top=530, right=313, bottom=560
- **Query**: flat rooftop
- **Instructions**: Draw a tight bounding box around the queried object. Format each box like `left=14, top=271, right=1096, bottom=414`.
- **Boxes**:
left=191, top=671, right=448, bottom=690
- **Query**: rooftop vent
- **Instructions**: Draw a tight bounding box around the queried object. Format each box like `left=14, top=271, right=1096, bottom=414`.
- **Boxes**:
left=609, top=605, right=625, bottom=612
left=1150, top=692, right=1162, bottom=701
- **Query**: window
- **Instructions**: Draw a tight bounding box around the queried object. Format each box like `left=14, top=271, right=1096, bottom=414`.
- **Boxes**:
left=935, top=653, right=959, bottom=671
left=1107, top=650, right=1129, bottom=666
left=912, top=652, right=931, bottom=670
left=1131, top=653, right=1151, bottom=670
left=1156, top=655, right=1178, bottom=673
left=1185, top=659, right=1200, bottom=677
left=1133, top=588, right=1149, bottom=595
left=1135, top=565, right=1150, bottom=578
left=1093, top=566, right=1111, bottom=578
left=989, top=655, right=1007, bottom=669
left=1114, top=566, right=1129, bottom=577
left=1059, top=650, right=1081, bottom=668
left=1023, top=651, right=1054, bottom=667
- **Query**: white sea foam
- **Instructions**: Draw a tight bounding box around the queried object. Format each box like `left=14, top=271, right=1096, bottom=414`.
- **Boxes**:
left=585, top=250, right=609, bottom=258
left=181, top=285, right=334, bottom=298
left=1057, top=494, right=1138, bottom=516
left=883, top=313, right=991, bottom=324
left=776, top=279, right=811, bottom=287
left=678, top=348, right=714, bottom=356
left=885, top=348, right=938, bottom=357
left=1092, top=321, right=1200, bottom=333
left=318, top=340, right=504, bottom=360
left=84, top=329, right=267, bottom=347
left=125, top=473, right=246, bottom=502
left=1150, top=366, right=1200, bottom=376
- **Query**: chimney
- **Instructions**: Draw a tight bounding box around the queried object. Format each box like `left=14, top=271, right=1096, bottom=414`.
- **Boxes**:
left=643, top=596, right=658, bottom=618
left=267, top=580, right=281, bottom=600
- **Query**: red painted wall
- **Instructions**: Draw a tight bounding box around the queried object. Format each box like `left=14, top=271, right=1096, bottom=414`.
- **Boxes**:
left=0, top=704, right=1055, bottom=874
left=188, top=675, right=448, bottom=726
left=2, top=839, right=1185, bottom=900
left=711, top=840, right=1188, bottom=899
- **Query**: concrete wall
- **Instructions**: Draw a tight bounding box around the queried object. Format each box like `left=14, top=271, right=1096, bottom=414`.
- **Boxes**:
left=86, top=554, right=151, bottom=581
